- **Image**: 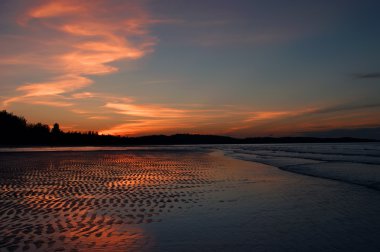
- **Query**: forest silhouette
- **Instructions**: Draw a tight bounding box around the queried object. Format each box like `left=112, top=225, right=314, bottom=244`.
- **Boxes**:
left=0, top=110, right=375, bottom=146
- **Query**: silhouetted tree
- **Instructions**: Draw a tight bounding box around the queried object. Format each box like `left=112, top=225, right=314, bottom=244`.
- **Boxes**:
left=50, top=123, right=62, bottom=144
left=27, top=123, right=50, bottom=144
left=51, top=123, right=61, bottom=135
left=0, top=110, right=27, bottom=144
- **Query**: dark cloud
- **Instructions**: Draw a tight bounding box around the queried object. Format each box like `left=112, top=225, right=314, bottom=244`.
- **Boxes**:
left=311, top=102, right=380, bottom=115
left=352, top=72, right=380, bottom=79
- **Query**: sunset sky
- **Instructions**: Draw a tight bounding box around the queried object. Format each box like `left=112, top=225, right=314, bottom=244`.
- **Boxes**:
left=1, top=0, right=380, bottom=137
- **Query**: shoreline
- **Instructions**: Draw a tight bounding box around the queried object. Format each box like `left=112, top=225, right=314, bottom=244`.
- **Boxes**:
left=1, top=141, right=379, bottom=152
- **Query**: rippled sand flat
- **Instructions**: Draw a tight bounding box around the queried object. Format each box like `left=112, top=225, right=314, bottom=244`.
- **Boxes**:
left=1, top=148, right=380, bottom=251
left=0, top=150, right=216, bottom=251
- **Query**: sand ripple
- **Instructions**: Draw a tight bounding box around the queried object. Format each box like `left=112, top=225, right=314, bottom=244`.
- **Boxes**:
left=0, top=150, right=232, bottom=251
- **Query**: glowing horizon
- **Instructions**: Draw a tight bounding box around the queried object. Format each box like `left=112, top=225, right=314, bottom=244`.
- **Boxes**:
left=1, top=0, right=380, bottom=137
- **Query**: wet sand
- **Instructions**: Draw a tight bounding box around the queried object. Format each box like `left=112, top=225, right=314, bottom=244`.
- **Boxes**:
left=1, top=149, right=380, bottom=251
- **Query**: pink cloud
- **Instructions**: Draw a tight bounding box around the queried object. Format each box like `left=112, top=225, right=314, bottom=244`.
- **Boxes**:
left=2, top=0, right=156, bottom=108
left=105, top=103, right=186, bottom=118
left=224, top=104, right=380, bottom=137
left=99, top=119, right=192, bottom=136
left=18, top=75, right=92, bottom=97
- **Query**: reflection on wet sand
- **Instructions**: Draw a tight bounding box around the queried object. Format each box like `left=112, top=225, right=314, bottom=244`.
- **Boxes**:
left=0, top=150, right=231, bottom=251
left=2, top=148, right=380, bottom=251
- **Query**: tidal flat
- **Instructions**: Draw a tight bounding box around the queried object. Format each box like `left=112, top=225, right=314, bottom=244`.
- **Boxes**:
left=1, top=144, right=380, bottom=251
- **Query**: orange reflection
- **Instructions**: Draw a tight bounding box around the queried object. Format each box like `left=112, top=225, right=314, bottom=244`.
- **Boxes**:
left=0, top=151, right=221, bottom=250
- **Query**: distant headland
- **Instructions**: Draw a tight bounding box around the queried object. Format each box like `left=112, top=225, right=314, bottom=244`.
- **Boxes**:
left=0, top=110, right=376, bottom=146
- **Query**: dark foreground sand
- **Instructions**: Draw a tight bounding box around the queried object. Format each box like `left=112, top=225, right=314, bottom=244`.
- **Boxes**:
left=0, top=149, right=380, bottom=251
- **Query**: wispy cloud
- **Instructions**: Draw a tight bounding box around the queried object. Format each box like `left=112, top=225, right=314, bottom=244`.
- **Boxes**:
left=98, top=103, right=245, bottom=136
left=1, top=0, right=156, bottom=107
left=1, top=1, right=379, bottom=137
left=243, top=111, right=299, bottom=122
left=99, top=119, right=190, bottom=136
left=225, top=102, right=380, bottom=137
left=352, top=72, right=380, bottom=79
left=3, top=95, right=73, bottom=108
left=307, top=102, right=380, bottom=114
left=18, top=75, right=92, bottom=97
left=105, top=102, right=185, bottom=118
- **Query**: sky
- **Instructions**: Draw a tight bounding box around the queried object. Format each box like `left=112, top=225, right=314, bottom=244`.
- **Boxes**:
left=1, top=0, right=380, bottom=138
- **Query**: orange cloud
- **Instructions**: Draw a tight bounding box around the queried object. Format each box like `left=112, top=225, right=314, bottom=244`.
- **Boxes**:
left=98, top=104, right=248, bottom=136
left=94, top=102, right=380, bottom=137
left=18, top=75, right=92, bottom=97
left=27, top=1, right=88, bottom=19
left=224, top=104, right=380, bottom=137
left=105, top=103, right=186, bottom=118
left=244, top=111, right=294, bottom=122
left=3, top=0, right=156, bottom=108
left=99, top=119, right=192, bottom=136
left=88, top=116, right=110, bottom=120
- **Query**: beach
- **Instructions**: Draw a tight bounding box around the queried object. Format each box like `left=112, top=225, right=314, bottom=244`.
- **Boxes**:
left=1, top=144, right=380, bottom=251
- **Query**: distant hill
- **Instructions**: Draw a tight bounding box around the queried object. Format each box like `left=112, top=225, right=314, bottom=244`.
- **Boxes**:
left=0, top=110, right=377, bottom=146
left=302, top=127, right=380, bottom=140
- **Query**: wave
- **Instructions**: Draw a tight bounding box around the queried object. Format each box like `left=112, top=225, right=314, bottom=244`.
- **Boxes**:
left=219, top=143, right=380, bottom=191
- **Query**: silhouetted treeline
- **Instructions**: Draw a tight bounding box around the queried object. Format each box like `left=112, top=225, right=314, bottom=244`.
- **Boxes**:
left=0, top=111, right=51, bottom=145
left=0, top=110, right=376, bottom=146
left=0, top=111, right=125, bottom=146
